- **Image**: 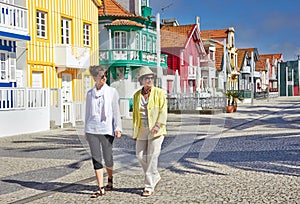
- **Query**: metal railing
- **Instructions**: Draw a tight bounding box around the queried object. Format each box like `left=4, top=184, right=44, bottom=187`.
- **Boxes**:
left=167, top=94, right=226, bottom=111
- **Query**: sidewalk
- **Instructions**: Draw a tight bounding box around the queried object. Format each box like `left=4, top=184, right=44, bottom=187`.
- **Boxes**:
left=0, top=96, right=299, bottom=203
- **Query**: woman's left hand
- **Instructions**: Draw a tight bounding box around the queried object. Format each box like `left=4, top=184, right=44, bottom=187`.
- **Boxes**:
left=115, top=130, right=121, bottom=138
left=151, top=125, right=160, bottom=134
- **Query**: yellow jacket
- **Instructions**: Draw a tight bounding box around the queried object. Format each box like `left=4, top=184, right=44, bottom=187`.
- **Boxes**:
left=132, top=87, right=167, bottom=139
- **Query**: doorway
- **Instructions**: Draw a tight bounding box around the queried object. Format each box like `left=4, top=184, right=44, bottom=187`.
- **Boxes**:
left=62, top=73, right=72, bottom=102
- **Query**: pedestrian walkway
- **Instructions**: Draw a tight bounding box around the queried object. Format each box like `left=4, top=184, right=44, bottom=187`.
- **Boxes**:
left=0, top=96, right=299, bottom=203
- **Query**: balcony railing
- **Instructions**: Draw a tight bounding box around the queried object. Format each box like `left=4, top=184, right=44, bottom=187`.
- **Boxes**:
left=0, top=2, right=28, bottom=35
left=0, top=88, right=47, bottom=110
left=99, top=49, right=168, bottom=68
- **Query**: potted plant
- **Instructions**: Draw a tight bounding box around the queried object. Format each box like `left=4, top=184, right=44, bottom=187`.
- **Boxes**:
left=224, top=91, right=243, bottom=113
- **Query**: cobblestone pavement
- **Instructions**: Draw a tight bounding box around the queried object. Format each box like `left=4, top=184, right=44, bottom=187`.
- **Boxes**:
left=0, top=97, right=299, bottom=203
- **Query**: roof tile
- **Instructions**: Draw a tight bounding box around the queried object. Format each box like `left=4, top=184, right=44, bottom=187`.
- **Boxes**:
left=105, top=19, right=145, bottom=28
left=99, top=0, right=133, bottom=17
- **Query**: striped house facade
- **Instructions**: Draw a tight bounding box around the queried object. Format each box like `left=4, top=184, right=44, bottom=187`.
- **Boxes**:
left=26, top=0, right=101, bottom=102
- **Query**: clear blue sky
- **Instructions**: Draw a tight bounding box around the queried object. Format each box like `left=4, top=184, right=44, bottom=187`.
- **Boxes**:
left=150, top=0, right=300, bottom=61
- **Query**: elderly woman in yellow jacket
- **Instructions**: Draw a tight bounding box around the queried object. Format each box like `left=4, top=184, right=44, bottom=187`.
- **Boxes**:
left=132, top=66, right=167, bottom=197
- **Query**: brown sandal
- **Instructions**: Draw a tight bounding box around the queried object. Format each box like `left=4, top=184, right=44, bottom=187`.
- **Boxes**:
left=90, top=187, right=105, bottom=198
left=105, top=177, right=113, bottom=191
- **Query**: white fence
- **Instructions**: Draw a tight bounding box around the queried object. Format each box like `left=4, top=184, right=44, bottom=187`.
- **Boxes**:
left=0, top=88, right=50, bottom=137
left=0, top=87, right=85, bottom=137
left=50, top=89, right=85, bottom=128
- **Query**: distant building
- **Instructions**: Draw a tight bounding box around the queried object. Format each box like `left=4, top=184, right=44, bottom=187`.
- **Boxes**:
left=256, top=53, right=283, bottom=97
left=278, top=58, right=300, bottom=96
left=161, top=21, right=207, bottom=94
left=201, top=28, right=238, bottom=92
left=237, top=48, right=260, bottom=100
left=99, top=0, right=168, bottom=115
left=0, top=0, right=30, bottom=88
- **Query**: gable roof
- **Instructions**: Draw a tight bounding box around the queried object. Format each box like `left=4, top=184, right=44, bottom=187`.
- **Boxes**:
left=161, top=24, right=205, bottom=53
left=256, top=55, right=268, bottom=71
left=162, top=24, right=195, bottom=38
left=99, top=0, right=134, bottom=17
left=200, top=29, right=228, bottom=40
left=256, top=53, right=283, bottom=71
left=215, top=41, right=225, bottom=71
left=161, top=29, right=186, bottom=49
left=260, top=53, right=283, bottom=63
left=161, top=24, right=196, bottom=49
left=237, top=48, right=259, bottom=69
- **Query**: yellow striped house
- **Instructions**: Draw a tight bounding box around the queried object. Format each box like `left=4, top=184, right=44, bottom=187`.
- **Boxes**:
left=26, top=0, right=101, bottom=103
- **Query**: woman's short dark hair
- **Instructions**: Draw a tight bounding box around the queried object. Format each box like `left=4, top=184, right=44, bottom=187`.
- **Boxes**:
left=89, top=65, right=107, bottom=77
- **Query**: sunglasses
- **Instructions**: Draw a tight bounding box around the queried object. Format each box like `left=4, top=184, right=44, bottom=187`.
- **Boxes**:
left=143, top=76, right=154, bottom=80
left=95, top=74, right=106, bottom=79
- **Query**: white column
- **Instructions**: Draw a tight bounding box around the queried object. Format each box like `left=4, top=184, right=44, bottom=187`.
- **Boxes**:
left=298, top=59, right=300, bottom=95
left=108, top=29, right=112, bottom=49
left=156, top=13, right=162, bottom=88
left=286, top=66, right=288, bottom=96
left=223, top=39, right=227, bottom=91
left=278, top=62, right=281, bottom=96
left=292, top=69, right=294, bottom=96
left=251, top=51, right=254, bottom=105
left=266, top=58, right=270, bottom=101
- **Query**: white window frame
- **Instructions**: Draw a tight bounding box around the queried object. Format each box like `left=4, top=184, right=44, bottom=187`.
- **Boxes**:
left=141, top=0, right=148, bottom=6
left=36, top=10, right=47, bottom=39
left=114, top=31, right=127, bottom=52
left=189, top=55, right=193, bottom=66
left=153, top=38, right=156, bottom=53
left=0, top=51, right=16, bottom=82
left=148, top=36, right=153, bottom=53
left=180, top=50, right=184, bottom=65
left=142, top=34, right=147, bottom=51
left=61, top=18, right=71, bottom=44
left=135, top=33, right=140, bottom=50
left=0, top=52, right=8, bottom=82
left=9, top=52, right=16, bottom=81
left=83, top=23, right=90, bottom=46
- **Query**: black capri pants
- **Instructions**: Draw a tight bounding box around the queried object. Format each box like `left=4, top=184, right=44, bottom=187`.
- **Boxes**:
left=86, top=133, right=115, bottom=170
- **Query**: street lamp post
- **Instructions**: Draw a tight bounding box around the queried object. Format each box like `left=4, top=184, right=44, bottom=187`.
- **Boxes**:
left=251, top=51, right=254, bottom=106
left=156, top=13, right=162, bottom=88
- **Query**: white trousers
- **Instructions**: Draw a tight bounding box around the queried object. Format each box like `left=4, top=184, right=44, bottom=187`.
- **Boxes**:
left=136, top=125, right=164, bottom=192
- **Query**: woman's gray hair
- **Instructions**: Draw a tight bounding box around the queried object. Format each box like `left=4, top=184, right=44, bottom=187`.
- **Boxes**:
left=89, top=65, right=107, bottom=77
